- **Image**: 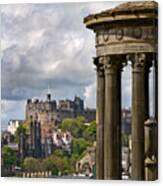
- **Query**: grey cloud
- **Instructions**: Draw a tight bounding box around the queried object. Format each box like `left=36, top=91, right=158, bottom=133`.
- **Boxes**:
left=1, top=3, right=100, bottom=102
left=2, top=2, right=134, bottom=129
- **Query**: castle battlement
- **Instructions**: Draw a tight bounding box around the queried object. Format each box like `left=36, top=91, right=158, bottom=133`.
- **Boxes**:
left=25, top=94, right=96, bottom=138
left=26, top=94, right=57, bottom=117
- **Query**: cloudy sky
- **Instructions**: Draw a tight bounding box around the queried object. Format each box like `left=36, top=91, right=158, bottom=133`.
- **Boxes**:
left=1, top=1, right=154, bottom=130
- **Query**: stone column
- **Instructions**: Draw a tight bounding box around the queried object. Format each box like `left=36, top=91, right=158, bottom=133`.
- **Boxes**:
left=154, top=54, right=158, bottom=179
left=144, top=118, right=157, bottom=180
left=104, top=55, right=122, bottom=179
left=155, top=61, right=158, bottom=117
left=94, top=57, right=105, bottom=179
left=131, top=53, right=151, bottom=180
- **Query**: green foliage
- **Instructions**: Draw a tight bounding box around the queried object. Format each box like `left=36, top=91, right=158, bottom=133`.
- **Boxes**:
left=60, top=117, right=86, bottom=138
left=42, top=157, right=58, bottom=175
left=83, top=121, right=96, bottom=142
left=22, top=120, right=30, bottom=132
left=23, top=157, right=39, bottom=172
left=22, top=153, right=75, bottom=176
left=76, top=116, right=85, bottom=124
left=2, top=146, right=16, bottom=169
left=53, top=149, right=65, bottom=157
left=42, top=149, right=74, bottom=176
left=20, top=117, right=96, bottom=176
left=10, top=134, right=15, bottom=143
left=15, top=124, right=27, bottom=143
left=72, top=138, right=91, bottom=156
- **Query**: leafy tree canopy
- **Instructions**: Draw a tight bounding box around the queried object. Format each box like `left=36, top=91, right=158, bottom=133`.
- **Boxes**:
left=2, top=146, right=16, bottom=168
left=83, top=121, right=96, bottom=142
left=15, top=124, right=27, bottom=143
left=60, top=117, right=86, bottom=138
left=42, top=149, right=74, bottom=176
left=23, top=157, right=39, bottom=172
left=72, top=138, right=91, bottom=156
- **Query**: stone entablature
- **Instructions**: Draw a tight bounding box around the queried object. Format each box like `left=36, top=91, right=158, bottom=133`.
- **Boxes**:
left=95, top=26, right=157, bottom=55
left=96, top=26, right=156, bottom=45
left=84, top=1, right=157, bottom=56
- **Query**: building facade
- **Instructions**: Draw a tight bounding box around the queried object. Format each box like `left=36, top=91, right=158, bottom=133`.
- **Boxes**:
left=26, top=94, right=96, bottom=137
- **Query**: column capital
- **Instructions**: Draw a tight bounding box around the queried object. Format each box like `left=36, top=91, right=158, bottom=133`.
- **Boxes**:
left=93, top=56, right=105, bottom=77
left=127, top=53, right=152, bottom=70
left=104, top=55, right=126, bottom=74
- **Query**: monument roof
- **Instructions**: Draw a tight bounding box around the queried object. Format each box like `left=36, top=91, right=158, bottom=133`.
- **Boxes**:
left=84, top=1, right=158, bottom=27
left=108, top=1, right=157, bottom=13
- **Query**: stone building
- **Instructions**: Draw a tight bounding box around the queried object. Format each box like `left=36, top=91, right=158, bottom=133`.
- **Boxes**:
left=29, top=118, right=42, bottom=158
left=18, top=117, right=42, bottom=159
left=25, top=94, right=96, bottom=137
left=8, top=120, right=24, bottom=135
left=52, top=129, right=72, bottom=154
left=26, top=94, right=58, bottom=137
left=41, top=137, right=53, bottom=158
left=122, top=109, right=131, bottom=135
left=76, top=147, right=95, bottom=177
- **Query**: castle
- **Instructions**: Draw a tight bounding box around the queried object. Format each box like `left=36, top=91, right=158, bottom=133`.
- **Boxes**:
left=25, top=94, right=96, bottom=137
left=16, top=94, right=96, bottom=159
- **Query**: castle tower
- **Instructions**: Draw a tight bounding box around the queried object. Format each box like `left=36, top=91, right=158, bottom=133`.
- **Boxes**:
left=29, top=117, right=42, bottom=158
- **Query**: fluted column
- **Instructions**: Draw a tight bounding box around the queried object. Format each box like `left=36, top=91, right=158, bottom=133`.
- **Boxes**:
left=94, top=57, right=105, bottom=179
left=104, top=55, right=123, bottom=179
left=131, top=53, right=151, bottom=180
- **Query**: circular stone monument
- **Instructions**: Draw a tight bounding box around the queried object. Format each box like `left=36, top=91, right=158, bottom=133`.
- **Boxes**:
left=84, top=1, right=158, bottom=180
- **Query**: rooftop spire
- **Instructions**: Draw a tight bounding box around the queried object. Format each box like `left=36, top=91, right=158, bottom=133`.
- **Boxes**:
left=47, top=85, right=51, bottom=101
left=47, top=85, right=51, bottom=94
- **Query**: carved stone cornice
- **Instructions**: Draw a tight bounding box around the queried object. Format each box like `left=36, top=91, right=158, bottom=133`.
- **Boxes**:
left=84, top=1, right=157, bottom=27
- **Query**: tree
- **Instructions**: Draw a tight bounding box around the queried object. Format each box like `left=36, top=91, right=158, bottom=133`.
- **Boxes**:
left=2, top=146, right=16, bottom=171
left=84, top=121, right=96, bottom=142
left=69, top=154, right=79, bottom=172
left=15, top=124, right=26, bottom=143
left=10, top=134, right=15, bottom=143
left=43, top=157, right=58, bottom=175
left=52, top=149, right=74, bottom=175
left=42, top=149, right=74, bottom=176
left=14, top=120, right=30, bottom=143
left=60, top=117, right=86, bottom=138
left=71, top=138, right=91, bottom=156
left=76, top=116, right=85, bottom=125
left=23, top=157, right=39, bottom=172
left=53, top=149, right=65, bottom=157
